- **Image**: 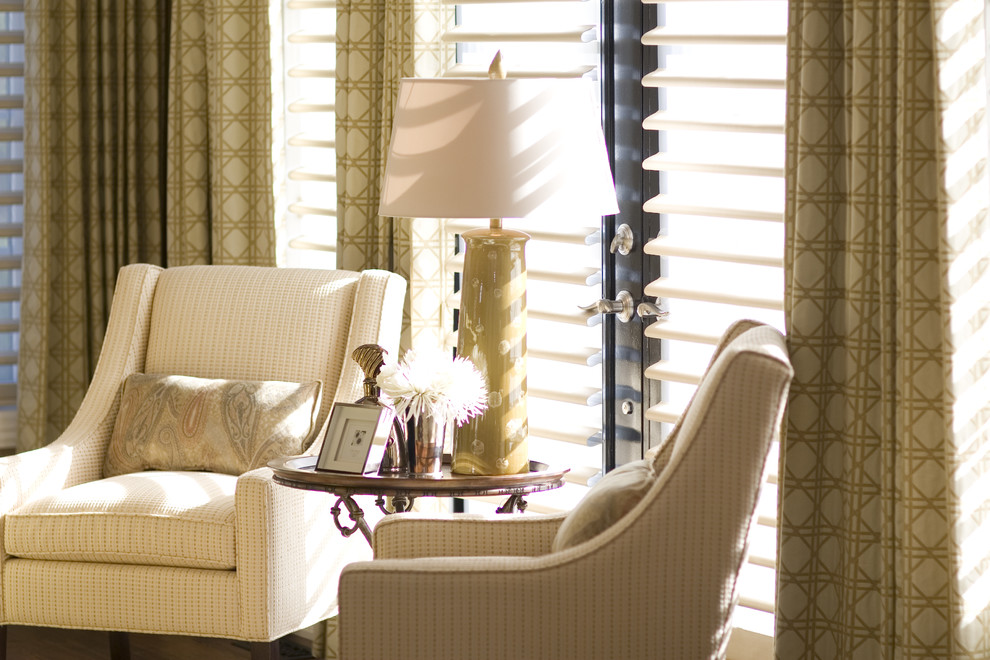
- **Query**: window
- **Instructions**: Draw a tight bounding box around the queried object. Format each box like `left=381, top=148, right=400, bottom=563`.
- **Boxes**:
left=277, top=0, right=338, bottom=270
left=640, top=0, right=786, bottom=653
left=0, top=2, right=22, bottom=450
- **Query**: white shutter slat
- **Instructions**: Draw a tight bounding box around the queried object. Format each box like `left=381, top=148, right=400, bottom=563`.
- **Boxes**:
left=287, top=235, right=336, bottom=252
left=287, top=30, right=335, bottom=44
left=643, top=110, right=783, bottom=134
left=529, top=383, right=600, bottom=407
left=0, top=95, right=22, bottom=109
left=288, top=66, right=335, bottom=78
left=737, top=594, right=774, bottom=615
left=642, top=71, right=784, bottom=90
left=288, top=202, right=335, bottom=217
left=529, top=423, right=600, bottom=447
left=643, top=361, right=702, bottom=386
left=644, top=235, right=784, bottom=267
left=287, top=133, right=335, bottom=149
left=0, top=127, right=23, bottom=141
left=643, top=194, right=783, bottom=222
left=287, top=100, right=335, bottom=113
left=643, top=319, right=722, bottom=345
left=644, top=401, right=683, bottom=425
left=287, top=0, right=336, bottom=8
left=288, top=167, right=336, bottom=183
left=531, top=345, right=600, bottom=366
left=443, top=63, right=596, bottom=78
left=645, top=278, right=784, bottom=310
left=443, top=25, right=596, bottom=43
left=643, top=154, right=782, bottom=178
left=642, top=28, right=785, bottom=46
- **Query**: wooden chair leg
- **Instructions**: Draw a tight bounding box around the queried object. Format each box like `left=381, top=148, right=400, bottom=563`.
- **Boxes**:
left=109, top=631, right=131, bottom=660
left=251, top=640, right=279, bottom=660
left=0, top=625, right=7, bottom=660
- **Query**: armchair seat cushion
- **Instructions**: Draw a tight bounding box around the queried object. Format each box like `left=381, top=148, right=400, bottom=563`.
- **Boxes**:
left=5, top=471, right=237, bottom=570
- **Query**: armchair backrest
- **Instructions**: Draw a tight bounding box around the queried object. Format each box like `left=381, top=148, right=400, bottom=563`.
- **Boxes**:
left=143, top=265, right=406, bottom=434
left=578, top=322, right=792, bottom=658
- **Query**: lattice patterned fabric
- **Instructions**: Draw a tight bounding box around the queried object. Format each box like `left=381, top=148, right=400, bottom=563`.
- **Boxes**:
left=777, top=0, right=990, bottom=655
left=19, top=1, right=277, bottom=454
left=340, top=324, right=793, bottom=660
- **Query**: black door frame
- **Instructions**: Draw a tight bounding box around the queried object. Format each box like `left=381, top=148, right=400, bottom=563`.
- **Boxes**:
left=600, top=0, right=663, bottom=470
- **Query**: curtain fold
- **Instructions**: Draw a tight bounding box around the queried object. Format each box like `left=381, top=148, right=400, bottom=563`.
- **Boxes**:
left=776, top=0, right=989, bottom=657
left=334, top=0, right=453, bottom=351
left=18, top=0, right=276, bottom=451
left=309, top=2, right=453, bottom=655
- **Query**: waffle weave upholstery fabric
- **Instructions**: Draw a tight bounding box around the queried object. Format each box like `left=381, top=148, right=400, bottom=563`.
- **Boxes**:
left=339, top=321, right=792, bottom=660
left=0, top=264, right=406, bottom=643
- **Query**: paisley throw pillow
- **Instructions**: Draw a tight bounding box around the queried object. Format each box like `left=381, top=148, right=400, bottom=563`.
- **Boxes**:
left=104, top=373, right=322, bottom=477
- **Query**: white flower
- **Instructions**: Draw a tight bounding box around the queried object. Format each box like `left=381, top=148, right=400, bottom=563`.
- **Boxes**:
left=376, top=349, right=488, bottom=428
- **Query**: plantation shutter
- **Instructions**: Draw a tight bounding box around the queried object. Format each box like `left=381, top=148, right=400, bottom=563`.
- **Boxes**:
left=443, top=0, right=605, bottom=510
left=278, top=0, right=337, bottom=269
left=640, top=0, right=786, bottom=653
left=0, top=1, right=22, bottom=448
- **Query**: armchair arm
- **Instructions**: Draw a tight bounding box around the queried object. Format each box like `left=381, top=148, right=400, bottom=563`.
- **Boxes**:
left=339, top=553, right=602, bottom=660
left=235, top=468, right=381, bottom=641
left=373, top=512, right=566, bottom=559
left=0, top=264, right=162, bottom=512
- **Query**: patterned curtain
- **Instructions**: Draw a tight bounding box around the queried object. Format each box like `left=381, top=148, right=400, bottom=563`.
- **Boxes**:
left=335, top=0, right=453, bottom=351
left=776, top=0, right=989, bottom=657
left=18, top=0, right=275, bottom=451
left=310, top=4, right=453, bottom=655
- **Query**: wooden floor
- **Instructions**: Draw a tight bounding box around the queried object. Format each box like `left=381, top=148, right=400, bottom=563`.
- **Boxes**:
left=5, top=627, right=315, bottom=660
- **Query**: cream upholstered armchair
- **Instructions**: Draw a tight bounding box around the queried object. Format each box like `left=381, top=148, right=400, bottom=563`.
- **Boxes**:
left=0, top=264, right=406, bottom=660
left=338, top=321, right=792, bottom=660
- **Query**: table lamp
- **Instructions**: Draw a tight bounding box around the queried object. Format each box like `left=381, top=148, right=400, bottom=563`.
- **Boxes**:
left=378, top=73, right=618, bottom=475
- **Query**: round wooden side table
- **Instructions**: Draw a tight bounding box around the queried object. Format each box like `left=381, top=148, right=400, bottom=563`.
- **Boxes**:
left=269, top=455, right=569, bottom=545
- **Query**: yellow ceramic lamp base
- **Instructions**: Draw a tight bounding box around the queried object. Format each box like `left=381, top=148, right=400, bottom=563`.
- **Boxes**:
left=452, top=223, right=529, bottom=476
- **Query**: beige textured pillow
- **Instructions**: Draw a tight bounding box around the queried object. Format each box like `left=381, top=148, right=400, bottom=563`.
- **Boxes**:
left=105, top=373, right=323, bottom=477
left=552, top=459, right=655, bottom=552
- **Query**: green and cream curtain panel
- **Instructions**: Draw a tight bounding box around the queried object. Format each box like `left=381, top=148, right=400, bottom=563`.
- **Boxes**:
left=311, top=4, right=453, bottom=655
left=18, top=0, right=275, bottom=451
left=777, top=0, right=990, bottom=657
left=335, top=0, right=453, bottom=351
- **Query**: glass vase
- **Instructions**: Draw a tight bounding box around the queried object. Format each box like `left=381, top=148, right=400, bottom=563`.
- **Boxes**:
left=411, top=412, right=445, bottom=478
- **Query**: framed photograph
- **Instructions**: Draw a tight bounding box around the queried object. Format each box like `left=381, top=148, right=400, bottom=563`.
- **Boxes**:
left=316, top=402, right=394, bottom=474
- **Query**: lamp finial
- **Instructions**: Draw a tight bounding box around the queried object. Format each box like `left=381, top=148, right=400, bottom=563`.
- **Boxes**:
left=488, top=51, right=506, bottom=80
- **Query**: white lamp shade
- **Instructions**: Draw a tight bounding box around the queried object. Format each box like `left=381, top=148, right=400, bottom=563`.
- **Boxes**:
left=379, top=78, right=619, bottom=220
